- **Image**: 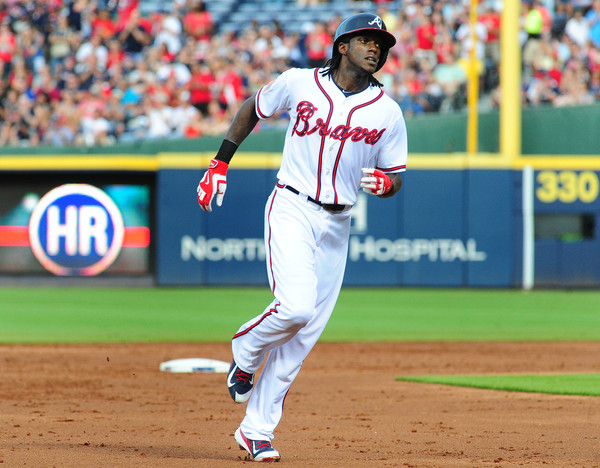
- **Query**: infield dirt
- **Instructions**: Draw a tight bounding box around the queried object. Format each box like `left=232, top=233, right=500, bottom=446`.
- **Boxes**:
left=1, top=342, right=599, bottom=467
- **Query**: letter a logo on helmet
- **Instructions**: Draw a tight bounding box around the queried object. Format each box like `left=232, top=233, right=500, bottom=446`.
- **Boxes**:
left=368, top=16, right=383, bottom=29
left=333, top=13, right=396, bottom=72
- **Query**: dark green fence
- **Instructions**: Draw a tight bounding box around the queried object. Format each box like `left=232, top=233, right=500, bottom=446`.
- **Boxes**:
left=0, top=103, right=598, bottom=157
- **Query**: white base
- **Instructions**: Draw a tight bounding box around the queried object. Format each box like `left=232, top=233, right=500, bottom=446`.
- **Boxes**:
left=159, top=358, right=230, bottom=373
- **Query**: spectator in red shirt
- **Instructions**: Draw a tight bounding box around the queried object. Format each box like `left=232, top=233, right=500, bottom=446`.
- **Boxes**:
left=0, top=20, right=16, bottom=65
left=304, top=21, right=332, bottom=68
left=188, top=60, right=216, bottom=116
left=215, top=57, right=245, bottom=115
left=479, top=4, right=501, bottom=64
left=434, top=28, right=456, bottom=65
left=415, top=12, right=438, bottom=67
left=106, top=39, right=125, bottom=71
left=91, top=9, right=117, bottom=42
left=183, top=0, right=213, bottom=44
left=404, top=66, right=424, bottom=97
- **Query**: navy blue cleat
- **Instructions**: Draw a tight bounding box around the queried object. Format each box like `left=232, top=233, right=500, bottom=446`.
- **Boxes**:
left=235, top=427, right=280, bottom=462
left=227, top=360, right=254, bottom=403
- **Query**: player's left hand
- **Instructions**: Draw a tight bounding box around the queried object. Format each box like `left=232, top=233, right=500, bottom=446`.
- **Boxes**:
left=197, top=159, right=228, bottom=212
left=360, top=168, right=393, bottom=196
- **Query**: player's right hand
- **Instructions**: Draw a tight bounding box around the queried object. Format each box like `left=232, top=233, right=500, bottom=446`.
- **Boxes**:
left=197, top=159, right=228, bottom=212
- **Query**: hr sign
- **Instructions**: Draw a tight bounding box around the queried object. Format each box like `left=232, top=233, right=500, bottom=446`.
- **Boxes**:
left=28, top=184, right=124, bottom=276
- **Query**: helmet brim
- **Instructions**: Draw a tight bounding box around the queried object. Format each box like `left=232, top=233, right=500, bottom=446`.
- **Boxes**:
left=336, top=28, right=397, bottom=50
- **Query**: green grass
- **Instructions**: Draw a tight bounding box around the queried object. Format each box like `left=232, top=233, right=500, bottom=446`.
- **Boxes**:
left=333, top=288, right=600, bottom=341
left=0, top=287, right=599, bottom=344
left=396, top=373, right=600, bottom=396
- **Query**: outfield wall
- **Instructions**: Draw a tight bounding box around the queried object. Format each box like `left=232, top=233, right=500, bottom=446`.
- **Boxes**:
left=1, top=104, right=599, bottom=288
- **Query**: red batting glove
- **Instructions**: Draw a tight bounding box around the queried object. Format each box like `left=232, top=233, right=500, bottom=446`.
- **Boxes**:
left=197, top=159, right=228, bottom=212
left=360, top=168, right=393, bottom=196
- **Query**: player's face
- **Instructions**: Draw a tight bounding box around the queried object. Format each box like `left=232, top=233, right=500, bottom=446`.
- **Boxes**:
left=344, top=34, right=382, bottom=73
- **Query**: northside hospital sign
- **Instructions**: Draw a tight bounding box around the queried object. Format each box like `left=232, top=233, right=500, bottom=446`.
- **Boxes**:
left=180, top=192, right=487, bottom=265
left=180, top=235, right=487, bottom=264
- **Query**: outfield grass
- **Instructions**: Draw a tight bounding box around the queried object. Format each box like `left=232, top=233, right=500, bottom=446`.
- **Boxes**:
left=0, top=287, right=599, bottom=344
left=396, top=373, right=600, bottom=396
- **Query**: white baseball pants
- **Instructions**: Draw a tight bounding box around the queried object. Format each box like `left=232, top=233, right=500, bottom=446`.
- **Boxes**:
left=232, top=185, right=352, bottom=441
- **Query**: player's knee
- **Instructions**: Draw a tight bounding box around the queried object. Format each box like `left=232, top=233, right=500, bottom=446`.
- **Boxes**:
left=277, top=292, right=315, bottom=327
left=288, top=307, right=313, bottom=328
left=279, top=300, right=313, bottom=328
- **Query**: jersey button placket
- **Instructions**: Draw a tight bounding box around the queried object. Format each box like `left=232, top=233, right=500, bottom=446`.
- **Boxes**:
left=323, top=144, right=336, bottom=202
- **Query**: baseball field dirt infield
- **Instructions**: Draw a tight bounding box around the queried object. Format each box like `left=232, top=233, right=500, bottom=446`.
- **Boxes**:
left=1, top=342, right=599, bottom=467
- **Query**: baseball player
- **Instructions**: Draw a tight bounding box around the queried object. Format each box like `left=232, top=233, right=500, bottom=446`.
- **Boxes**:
left=196, top=13, right=407, bottom=462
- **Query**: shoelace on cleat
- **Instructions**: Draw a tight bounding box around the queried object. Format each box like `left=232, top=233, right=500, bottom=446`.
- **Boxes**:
left=254, top=440, right=272, bottom=451
left=234, top=369, right=252, bottom=383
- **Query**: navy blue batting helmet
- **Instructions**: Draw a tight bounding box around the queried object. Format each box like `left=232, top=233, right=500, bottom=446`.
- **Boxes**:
left=333, top=13, right=397, bottom=72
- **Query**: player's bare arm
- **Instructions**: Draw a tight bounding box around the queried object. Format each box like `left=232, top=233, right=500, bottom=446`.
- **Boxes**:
left=223, top=93, right=260, bottom=147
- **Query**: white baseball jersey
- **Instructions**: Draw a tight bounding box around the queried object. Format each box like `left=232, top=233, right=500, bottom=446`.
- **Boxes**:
left=255, top=67, right=407, bottom=205
left=232, top=67, right=408, bottom=443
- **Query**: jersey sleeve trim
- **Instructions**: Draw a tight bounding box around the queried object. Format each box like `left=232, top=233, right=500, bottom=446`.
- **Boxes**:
left=377, top=164, right=407, bottom=173
left=255, top=86, right=272, bottom=119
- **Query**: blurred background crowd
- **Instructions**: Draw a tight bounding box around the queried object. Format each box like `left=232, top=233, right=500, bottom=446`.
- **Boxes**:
left=0, top=0, right=599, bottom=148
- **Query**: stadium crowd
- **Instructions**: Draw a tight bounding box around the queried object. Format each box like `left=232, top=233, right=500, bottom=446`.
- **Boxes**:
left=0, top=0, right=599, bottom=147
